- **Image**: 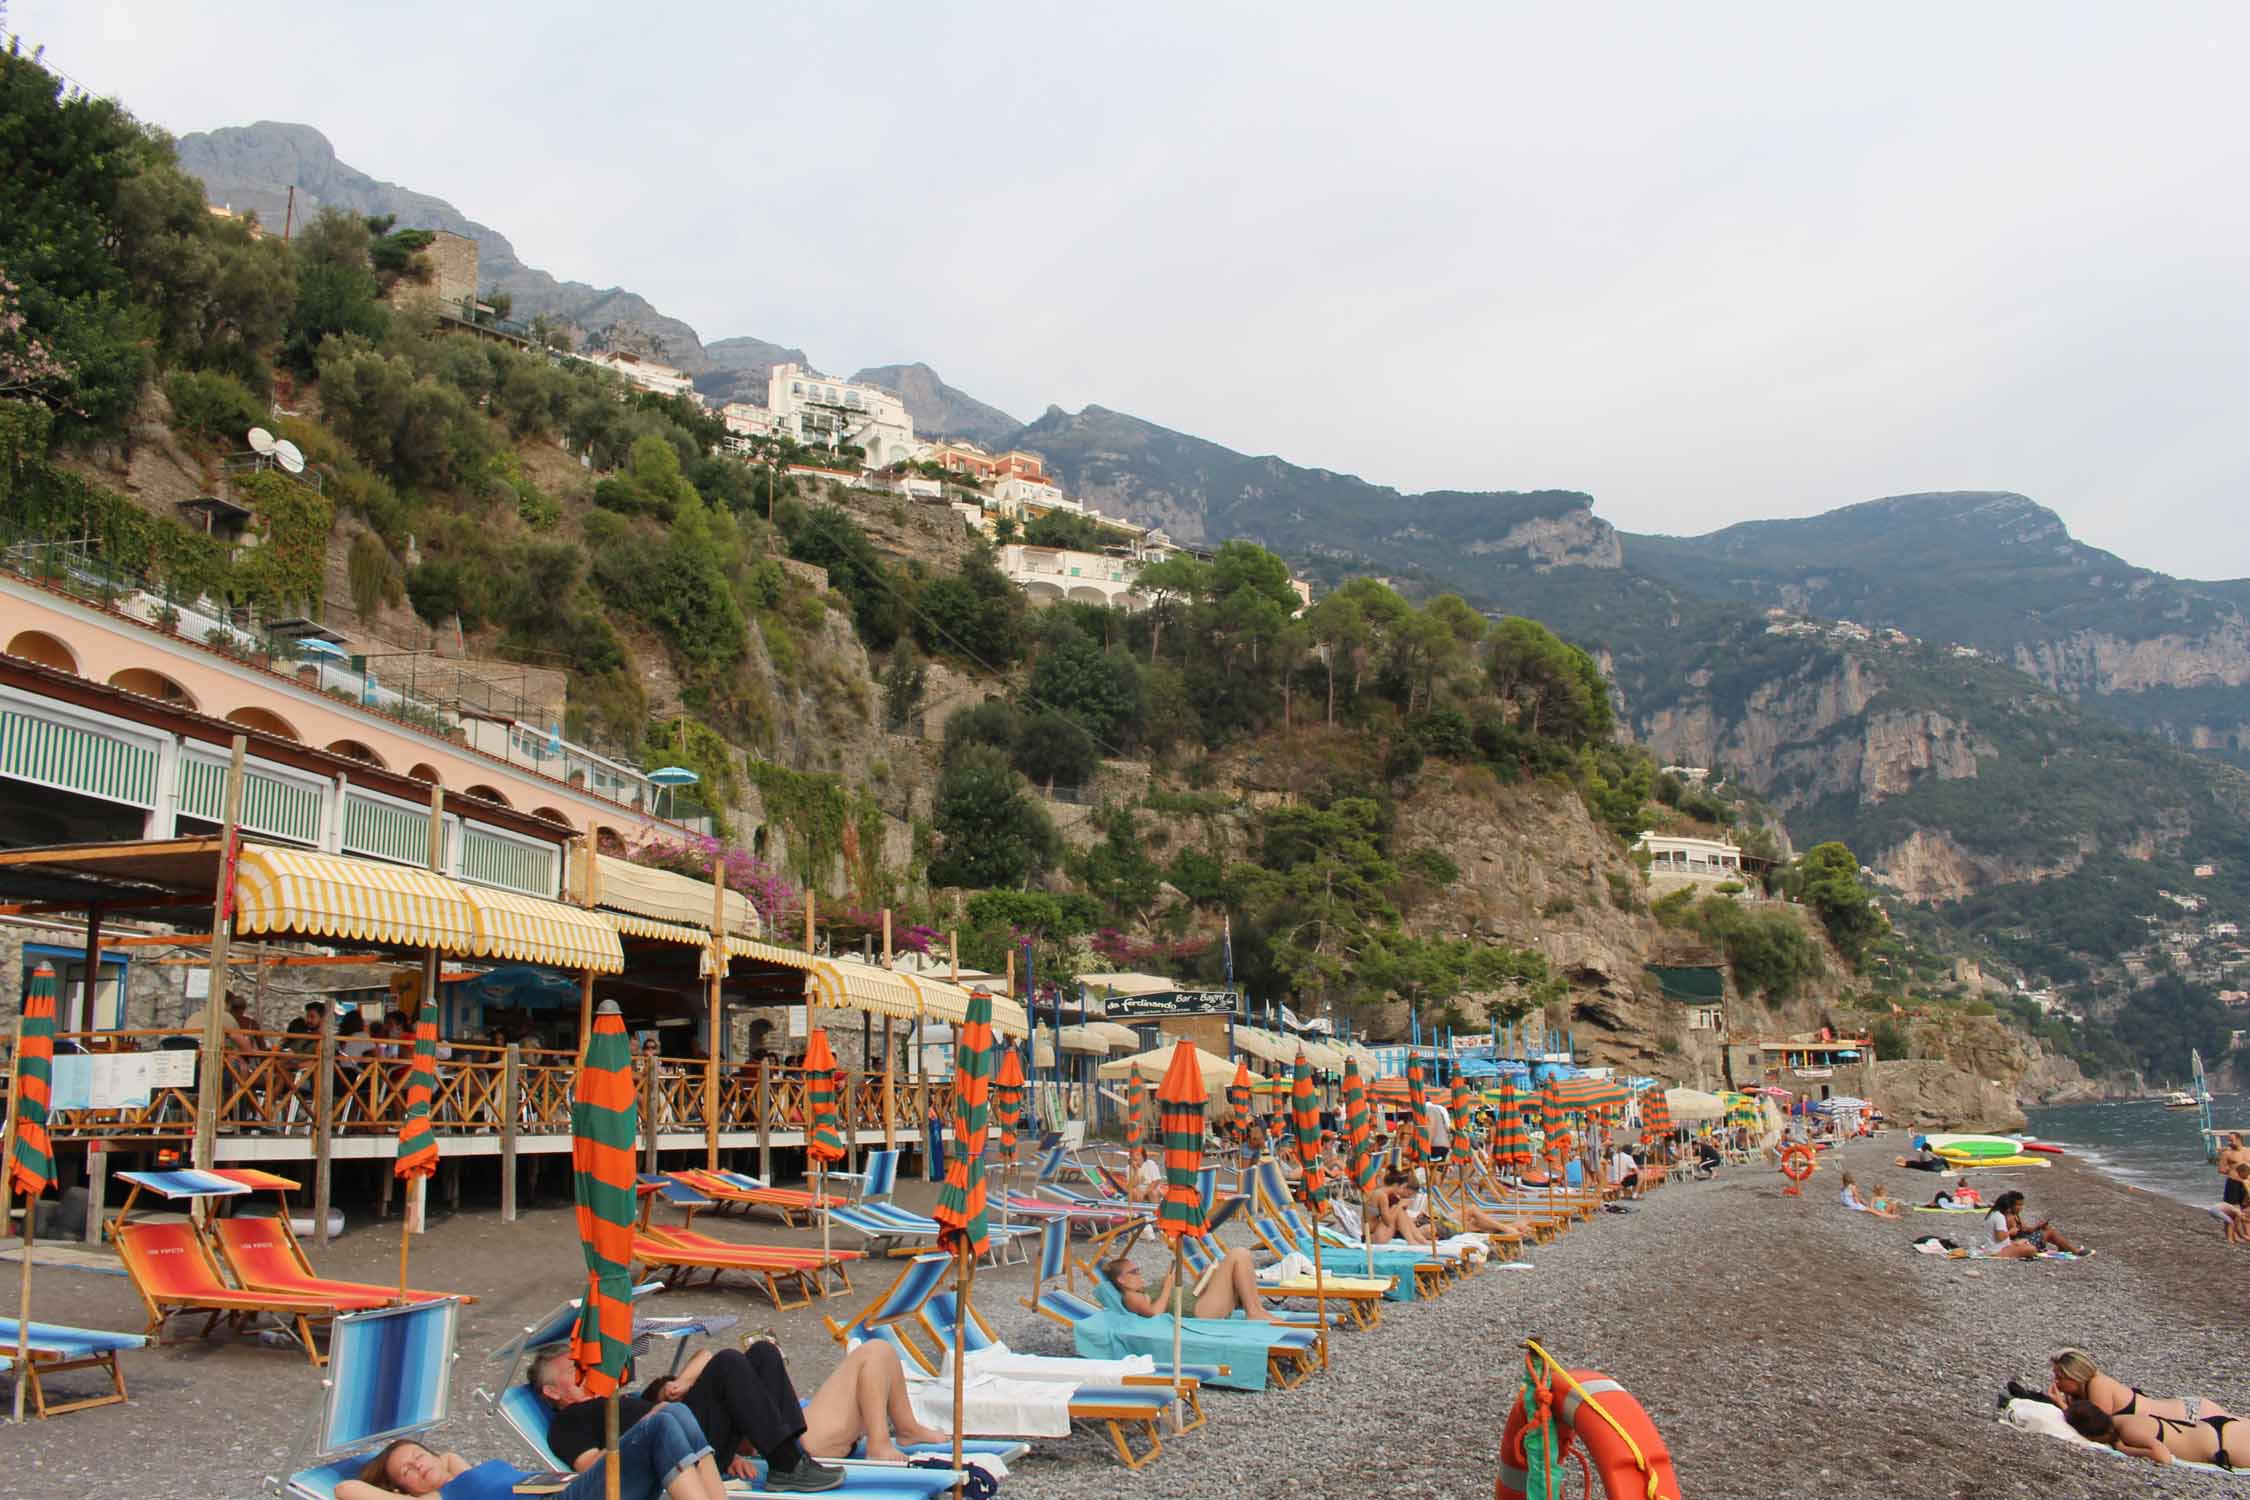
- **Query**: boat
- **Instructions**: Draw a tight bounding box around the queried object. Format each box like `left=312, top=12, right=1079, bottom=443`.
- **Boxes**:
left=2164, top=1090, right=2200, bottom=1109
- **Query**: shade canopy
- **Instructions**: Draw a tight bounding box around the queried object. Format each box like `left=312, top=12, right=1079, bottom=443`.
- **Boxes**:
left=1098, top=1043, right=1238, bottom=1101
left=1080, top=1021, right=1144, bottom=1051
left=1663, top=1087, right=1727, bottom=1122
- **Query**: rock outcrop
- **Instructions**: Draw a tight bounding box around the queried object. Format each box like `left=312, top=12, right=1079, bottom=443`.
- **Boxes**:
left=1869, top=1059, right=2027, bottom=1132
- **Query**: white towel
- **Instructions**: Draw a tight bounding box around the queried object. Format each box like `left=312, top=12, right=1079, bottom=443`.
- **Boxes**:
left=939, top=1345, right=1157, bottom=1385
left=903, top=1368, right=1081, bottom=1439
left=1257, top=1251, right=1317, bottom=1284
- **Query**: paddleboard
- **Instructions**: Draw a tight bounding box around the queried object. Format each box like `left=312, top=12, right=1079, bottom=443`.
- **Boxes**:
left=2022, top=1142, right=2065, bottom=1156
left=1940, top=1153, right=2050, bottom=1168
left=1924, top=1134, right=2021, bottom=1156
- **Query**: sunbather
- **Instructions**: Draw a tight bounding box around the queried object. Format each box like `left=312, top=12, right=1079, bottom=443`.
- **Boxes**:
left=533, top=1342, right=846, bottom=1490
left=2064, top=1399, right=2250, bottom=1468
left=1363, top=1174, right=1434, bottom=1246
left=339, top=1404, right=727, bottom=1500
left=1101, top=1247, right=1278, bottom=1322
left=2005, top=1348, right=2236, bottom=1425
left=1866, top=1182, right=1900, bottom=1219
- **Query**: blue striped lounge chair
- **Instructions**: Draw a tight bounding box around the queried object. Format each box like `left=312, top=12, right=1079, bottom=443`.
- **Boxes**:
left=275, top=1299, right=465, bottom=1499
left=1178, top=1231, right=1394, bottom=1328
left=0, top=1319, right=144, bottom=1418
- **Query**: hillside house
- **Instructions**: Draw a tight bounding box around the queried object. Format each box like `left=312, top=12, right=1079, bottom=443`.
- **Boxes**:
left=767, top=364, right=916, bottom=467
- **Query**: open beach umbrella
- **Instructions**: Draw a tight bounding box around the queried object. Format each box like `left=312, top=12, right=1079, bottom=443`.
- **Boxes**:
left=571, top=1000, right=638, bottom=1494
left=1549, top=1074, right=1629, bottom=1112
left=1722, top=1091, right=1760, bottom=1131
left=8, top=964, right=57, bottom=1423
left=1124, top=1072, right=1146, bottom=1150
left=1155, top=1040, right=1210, bottom=1428
left=1399, top=1060, right=1430, bottom=1168
left=802, top=1029, right=847, bottom=1293
left=393, top=991, right=441, bottom=1297
left=933, top=988, right=993, bottom=1481
left=1291, top=1051, right=1330, bottom=1366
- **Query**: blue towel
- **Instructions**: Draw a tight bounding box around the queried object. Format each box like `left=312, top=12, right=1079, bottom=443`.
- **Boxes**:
left=1281, top=1235, right=1425, bottom=1301
left=1077, top=1281, right=1303, bottom=1391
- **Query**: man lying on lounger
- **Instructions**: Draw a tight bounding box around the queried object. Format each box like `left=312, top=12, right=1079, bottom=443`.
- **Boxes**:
left=534, top=1336, right=945, bottom=1490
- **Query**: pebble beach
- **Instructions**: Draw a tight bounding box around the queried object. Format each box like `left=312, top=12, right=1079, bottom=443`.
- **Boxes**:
left=2, top=1141, right=2242, bottom=1498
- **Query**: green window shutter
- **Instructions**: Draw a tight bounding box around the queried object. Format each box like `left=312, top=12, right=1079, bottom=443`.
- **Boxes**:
left=179, top=752, right=322, bottom=845
left=1, top=707, right=159, bottom=808
left=343, top=791, right=432, bottom=866
left=459, top=826, right=556, bottom=897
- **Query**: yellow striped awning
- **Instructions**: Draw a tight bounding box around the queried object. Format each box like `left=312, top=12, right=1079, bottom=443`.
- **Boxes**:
left=811, top=960, right=924, bottom=1022
left=988, top=994, right=1029, bottom=1039
left=603, top=911, right=710, bottom=947
left=458, top=884, right=624, bottom=973
left=234, top=844, right=473, bottom=951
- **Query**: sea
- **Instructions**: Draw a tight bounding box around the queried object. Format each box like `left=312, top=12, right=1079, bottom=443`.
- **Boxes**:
left=2022, top=1093, right=2248, bottom=1207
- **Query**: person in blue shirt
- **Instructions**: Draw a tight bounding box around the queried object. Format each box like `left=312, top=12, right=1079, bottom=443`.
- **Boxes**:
left=338, top=1403, right=724, bottom=1500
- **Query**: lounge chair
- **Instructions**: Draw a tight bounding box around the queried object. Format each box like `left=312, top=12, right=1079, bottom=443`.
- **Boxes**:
left=479, top=1284, right=1001, bottom=1493
left=0, top=1319, right=144, bottom=1418
left=112, top=1219, right=346, bottom=1364
left=212, top=1215, right=474, bottom=1308
left=1179, top=1231, right=1394, bottom=1330
left=672, top=1166, right=844, bottom=1228
left=276, top=1299, right=464, bottom=1500
left=630, top=1175, right=860, bottom=1306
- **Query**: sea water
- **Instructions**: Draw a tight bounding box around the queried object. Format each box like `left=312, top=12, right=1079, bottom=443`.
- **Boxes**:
left=2022, top=1093, right=2247, bottom=1207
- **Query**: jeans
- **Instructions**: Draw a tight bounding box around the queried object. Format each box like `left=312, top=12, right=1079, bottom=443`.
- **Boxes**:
left=562, top=1404, right=711, bottom=1500
left=673, top=1344, right=806, bottom=1464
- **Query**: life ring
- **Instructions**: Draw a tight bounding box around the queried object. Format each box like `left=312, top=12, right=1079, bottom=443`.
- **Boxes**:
left=1779, top=1143, right=1817, bottom=1194
left=1496, top=1366, right=1681, bottom=1500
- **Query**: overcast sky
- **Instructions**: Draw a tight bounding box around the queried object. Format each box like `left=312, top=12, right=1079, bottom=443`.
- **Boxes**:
left=21, top=3, right=2250, bottom=576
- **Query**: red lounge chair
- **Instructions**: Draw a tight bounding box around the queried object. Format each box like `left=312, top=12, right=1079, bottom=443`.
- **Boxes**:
left=112, top=1220, right=347, bottom=1364
left=630, top=1226, right=860, bottom=1310
left=211, top=1216, right=476, bottom=1308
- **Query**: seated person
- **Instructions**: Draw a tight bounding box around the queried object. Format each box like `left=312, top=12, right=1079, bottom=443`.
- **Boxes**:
left=1976, top=1190, right=2088, bottom=1259
left=1102, top=1246, right=1277, bottom=1321
left=1125, top=1145, right=1164, bottom=1204
left=1608, top=1148, right=1642, bottom=1198
left=340, top=1405, right=726, bottom=1500
left=536, top=1341, right=888, bottom=1489
left=1838, top=1172, right=1869, bottom=1211
left=1865, top=1181, right=1900, bottom=1219
left=1930, top=1174, right=1982, bottom=1209
left=2065, top=1399, right=2250, bottom=1468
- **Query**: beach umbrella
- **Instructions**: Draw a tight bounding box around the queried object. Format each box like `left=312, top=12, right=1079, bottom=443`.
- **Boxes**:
left=7, top=964, right=57, bottom=1423
left=1492, top=1079, right=1530, bottom=1174
left=1447, top=1072, right=1473, bottom=1183
left=1227, top=1059, right=1253, bottom=1123
left=1155, top=1040, right=1210, bottom=1429
left=933, top=988, right=994, bottom=1483
left=393, top=990, right=440, bottom=1298
left=1399, top=1060, right=1430, bottom=1168
left=1641, top=1089, right=1672, bottom=1149
left=571, top=999, right=638, bottom=1497
left=1340, top=1056, right=1378, bottom=1279
left=1540, top=1079, right=1565, bottom=1175
left=1124, top=1072, right=1146, bottom=1150
left=994, top=1045, right=1026, bottom=1165
left=1548, top=1074, right=1629, bottom=1112
left=1291, top=1051, right=1330, bottom=1366
left=1722, top=1091, right=1760, bottom=1131
left=802, top=1029, right=847, bottom=1294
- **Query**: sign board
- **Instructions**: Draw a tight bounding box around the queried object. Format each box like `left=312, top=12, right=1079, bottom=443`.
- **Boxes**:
left=1100, top=989, right=1240, bottom=1020
left=50, top=1052, right=163, bottom=1111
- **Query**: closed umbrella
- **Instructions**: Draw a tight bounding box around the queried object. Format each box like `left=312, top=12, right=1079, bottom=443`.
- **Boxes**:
left=1290, top=1051, right=1329, bottom=1367
left=7, top=963, right=57, bottom=1423
left=1540, top=1079, right=1565, bottom=1176
left=1446, top=1073, right=1473, bottom=1186
left=393, top=991, right=440, bottom=1299
left=1226, top=1059, right=1252, bottom=1123
left=1399, top=1060, right=1429, bottom=1169
left=1124, top=1073, right=1146, bottom=1150
left=932, top=988, right=993, bottom=1488
left=1340, top=1056, right=1378, bottom=1279
left=1492, top=1080, right=1530, bottom=1175
left=1154, top=1040, right=1209, bottom=1430
left=993, top=1045, right=1026, bottom=1237
left=571, top=999, right=638, bottom=1500
left=1640, top=1089, right=1672, bottom=1150
left=802, top=1029, right=847, bottom=1296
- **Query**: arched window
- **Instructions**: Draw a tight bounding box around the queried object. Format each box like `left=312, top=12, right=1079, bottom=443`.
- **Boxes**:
left=407, top=763, right=443, bottom=786
left=464, top=783, right=512, bottom=807
left=108, top=667, right=198, bottom=709
left=6, top=630, right=78, bottom=674
left=531, top=806, right=571, bottom=828
left=325, top=739, right=387, bottom=768
left=224, top=705, right=300, bottom=741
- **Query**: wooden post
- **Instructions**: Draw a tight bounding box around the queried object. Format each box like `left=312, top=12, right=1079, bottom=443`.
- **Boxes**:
left=192, top=736, right=247, bottom=1173
left=705, top=856, right=726, bottom=1171
left=640, top=1050, right=659, bottom=1175
left=803, top=888, right=815, bottom=954
left=500, top=1043, right=520, bottom=1223
left=881, top=910, right=896, bottom=1151
left=81, top=1143, right=106, bottom=1247
left=755, top=1060, right=773, bottom=1181
left=312, top=1025, right=335, bottom=1248
left=77, top=905, right=104, bottom=1034
left=576, top=973, right=596, bottom=1066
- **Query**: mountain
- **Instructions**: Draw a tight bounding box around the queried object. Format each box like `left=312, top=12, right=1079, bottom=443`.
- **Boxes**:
left=692, top=336, right=812, bottom=408
left=849, top=364, right=1019, bottom=446
left=176, top=123, right=751, bottom=373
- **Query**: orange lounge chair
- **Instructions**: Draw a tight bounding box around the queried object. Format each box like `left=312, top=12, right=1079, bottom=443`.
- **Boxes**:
left=631, top=1226, right=860, bottom=1310
left=212, top=1215, right=475, bottom=1308
left=670, top=1168, right=843, bottom=1227
left=112, top=1220, right=348, bottom=1365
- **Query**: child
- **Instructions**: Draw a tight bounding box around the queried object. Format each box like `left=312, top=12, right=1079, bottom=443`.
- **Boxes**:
left=1867, top=1182, right=1900, bottom=1219
left=1838, top=1171, right=1868, bottom=1211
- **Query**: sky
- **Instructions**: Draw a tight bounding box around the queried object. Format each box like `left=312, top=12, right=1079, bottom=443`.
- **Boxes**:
left=19, top=3, right=2250, bottom=576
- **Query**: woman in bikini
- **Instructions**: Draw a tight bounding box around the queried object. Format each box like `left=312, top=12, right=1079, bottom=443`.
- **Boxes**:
left=2044, top=1348, right=2232, bottom=1425
left=2066, top=1400, right=2250, bottom=1469
left=1101, top=1250, right=1278, bottom=1321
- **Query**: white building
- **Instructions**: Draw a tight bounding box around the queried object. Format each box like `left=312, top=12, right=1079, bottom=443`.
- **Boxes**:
left=720, top=402, right=786, bottom=443
left=1634, top=832, right=1759, bottom=897
left=990, top=474, right=1081, bottom=517
left=765, top=364, right=917, bottom=468
left=999, top=544, right=1146, bottom=610
left=579, top=350, right=697, bottom=401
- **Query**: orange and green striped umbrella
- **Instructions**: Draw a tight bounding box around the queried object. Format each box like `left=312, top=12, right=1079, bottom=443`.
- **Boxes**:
left=993, top=1044, right=1026, bottom=1164
left=1398, top=1060, right=1429, bottom=1167
left=1447, top=1073, right=1472, bottom=1148
left=1123, top=1072, right=1146, bottom=1150
left=1226, top=1059, right=1252, bottom=1121
left=1491, top=1080, right=1530, bottom=1170
left=933, top=988, right=992, bottom=1259
left=1154, top=1040, right=1208, bottom=1241
left=1290, top=1051, right=1326, bottom=1213
left=802, top=1028, right=846, bottom=1167
left=1340, top=1056, right=1379, bottom=1192
left=1640, top=1089, right=1671, bottom=1146
left=570, top=999, right=638, bottom=1395
left=1549, top=1074, right=1629, bottom=1111
left=7, top=963, right=57, bottom=1202
left=393, top=993, right=440, bottom=1185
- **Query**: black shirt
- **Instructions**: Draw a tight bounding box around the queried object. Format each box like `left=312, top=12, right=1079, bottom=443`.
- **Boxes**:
left=548, top=1393, right=656, bottom=1467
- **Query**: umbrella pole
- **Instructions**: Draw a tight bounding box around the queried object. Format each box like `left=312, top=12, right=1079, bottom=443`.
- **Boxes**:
left=7, top=1033, right=27, bottom=1425
left=1312, top=1226, right=1328, bottom=1371
left=952, top=1243, right=971, bottom=1498
left=1169, top=1239, right=1185, bottom=1434
left=818, top=1158, right=833, bottom=1298
left=604, top=1389, right=620, bottom=1500
left=397, top=1199, right=411, bottom=1301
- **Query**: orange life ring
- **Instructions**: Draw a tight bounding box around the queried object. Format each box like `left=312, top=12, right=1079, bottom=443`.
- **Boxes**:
left=1780, top=1143, right=1817, bottom=1183
left=1495, top=1367, right=1681, bottom=1500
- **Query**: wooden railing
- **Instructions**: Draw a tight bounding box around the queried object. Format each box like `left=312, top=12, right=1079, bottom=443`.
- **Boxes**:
left=0, top=1029, right=956, bottom=1147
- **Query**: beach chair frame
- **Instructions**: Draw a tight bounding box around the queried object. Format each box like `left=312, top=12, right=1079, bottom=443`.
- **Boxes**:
left=0, top=1320, right=143, bottom=1418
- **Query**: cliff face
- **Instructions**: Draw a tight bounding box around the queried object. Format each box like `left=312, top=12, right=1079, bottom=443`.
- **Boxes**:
left=1455, top=506, right=1624, bottom=570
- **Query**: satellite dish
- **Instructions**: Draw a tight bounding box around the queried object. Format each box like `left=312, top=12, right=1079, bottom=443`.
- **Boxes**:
left=247, top=427, right=276, bottom=456
left=273, top=440, right=305, bottom=475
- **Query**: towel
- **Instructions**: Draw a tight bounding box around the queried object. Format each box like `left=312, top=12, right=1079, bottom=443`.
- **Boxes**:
left=2001, top=1399, right=2238, bottom=1475
left=900, top=1361, right=1080, bottom=1438
left=939, top=1345, right=1156, bottom=1386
